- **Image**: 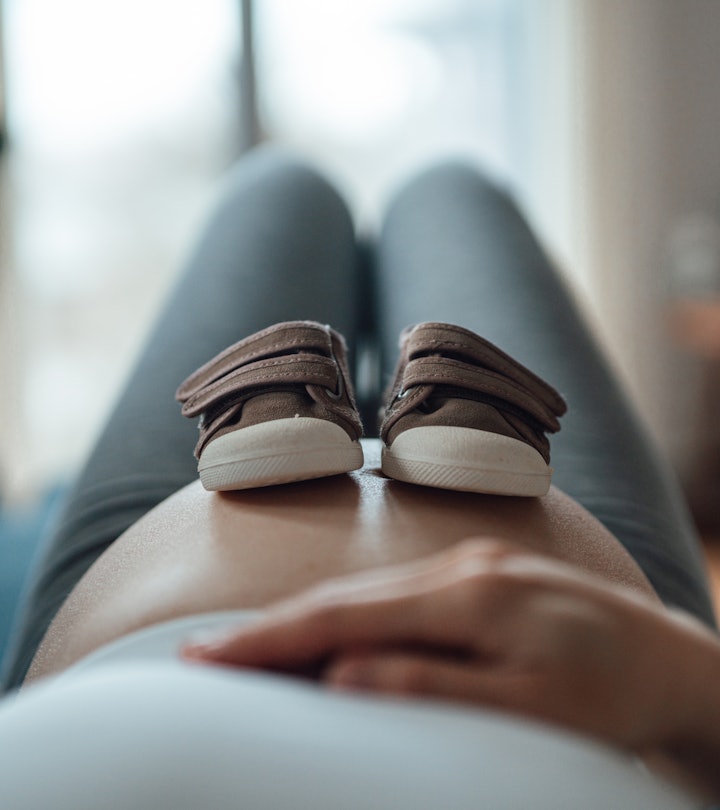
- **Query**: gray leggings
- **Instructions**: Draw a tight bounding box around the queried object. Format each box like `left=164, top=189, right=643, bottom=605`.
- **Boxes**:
left=2, top=147, right=714, bottom=691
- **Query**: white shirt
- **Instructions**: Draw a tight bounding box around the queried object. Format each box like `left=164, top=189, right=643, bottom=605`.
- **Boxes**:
left=0, top=612, right=699, bottom=810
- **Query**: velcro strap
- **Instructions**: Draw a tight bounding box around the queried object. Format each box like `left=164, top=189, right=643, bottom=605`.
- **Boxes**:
left=401, top=355, right=562, bottom=432
left=180, top=354, right=339, bottom=417
left=176, top=321, right=334, bottom=402
left=403, top=323, right=566, bottom=417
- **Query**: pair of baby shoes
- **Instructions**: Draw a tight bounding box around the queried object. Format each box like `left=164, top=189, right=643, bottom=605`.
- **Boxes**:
left=176, top=321, right=566, bottom=496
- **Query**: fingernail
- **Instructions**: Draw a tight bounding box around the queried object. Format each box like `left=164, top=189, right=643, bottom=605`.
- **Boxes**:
left=180, top=635, right=229, bottom=660
left=179, top=643, right=213, bottom=661
left=182, top=625, right=241, bottom=655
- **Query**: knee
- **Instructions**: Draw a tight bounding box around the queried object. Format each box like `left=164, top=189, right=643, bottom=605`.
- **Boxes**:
left=222, top=146, right=350, bottom=225
left=385, top=159, right=518, bottom=220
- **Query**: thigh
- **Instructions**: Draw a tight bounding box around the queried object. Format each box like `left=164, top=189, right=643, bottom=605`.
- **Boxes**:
left=2, top=149, right=362, bottom=691
left=375, top=162, right=714, bottom=625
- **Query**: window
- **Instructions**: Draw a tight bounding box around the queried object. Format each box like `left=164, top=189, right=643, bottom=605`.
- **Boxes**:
left=255, top=0, right=528, bottom=217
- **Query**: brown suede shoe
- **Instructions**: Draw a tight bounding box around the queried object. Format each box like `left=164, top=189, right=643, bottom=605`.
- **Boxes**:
left=380, top=323, right=567, bottom=496
left=176, top=321, right=363, bottom=490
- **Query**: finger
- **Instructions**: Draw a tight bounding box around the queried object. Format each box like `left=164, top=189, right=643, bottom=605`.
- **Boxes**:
left=326, top=651, right=552, bottom=731
left=324, top=650, right=520, bottom=707
left=182, top=588, right=463, bottom=668
left=326, top=649, right=659, bottom=753
left=181, top=538, right=523, bottom=668
left=180, top=547, right=498, bottom=667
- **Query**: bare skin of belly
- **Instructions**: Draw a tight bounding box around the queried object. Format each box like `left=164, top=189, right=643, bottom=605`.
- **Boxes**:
left=27, top=443, right=659, bottom=683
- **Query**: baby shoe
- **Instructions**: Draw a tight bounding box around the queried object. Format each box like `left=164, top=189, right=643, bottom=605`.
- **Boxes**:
left=176, top=321, right=364, bottom=490
left=380, top=322, right=567, bottom=496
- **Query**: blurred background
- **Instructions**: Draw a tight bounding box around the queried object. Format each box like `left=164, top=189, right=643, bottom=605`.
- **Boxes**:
left=2, top=0, right=720, bottom=643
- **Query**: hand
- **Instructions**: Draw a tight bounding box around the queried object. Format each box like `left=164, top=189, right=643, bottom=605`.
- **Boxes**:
left=183, top=539, right=720, bottom=795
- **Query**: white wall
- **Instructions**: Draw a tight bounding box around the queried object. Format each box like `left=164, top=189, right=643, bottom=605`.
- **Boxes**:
left=542, top=0, right=720, bottom=474
left=0, top=8, right=6, bottom=143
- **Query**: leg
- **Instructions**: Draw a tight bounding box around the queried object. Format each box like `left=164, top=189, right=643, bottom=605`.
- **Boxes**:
left=2, top=148, right=362, bottom=690
left=376, top=162, right=715, bottom=625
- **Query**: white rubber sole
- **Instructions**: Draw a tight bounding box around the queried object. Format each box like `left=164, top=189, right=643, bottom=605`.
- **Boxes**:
left=198, top=417, right=364, bottom=491
left=381, top=426, right=552, bottom=496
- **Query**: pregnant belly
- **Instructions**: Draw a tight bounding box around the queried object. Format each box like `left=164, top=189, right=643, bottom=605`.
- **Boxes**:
left=27, top=441, right=658, bottom=682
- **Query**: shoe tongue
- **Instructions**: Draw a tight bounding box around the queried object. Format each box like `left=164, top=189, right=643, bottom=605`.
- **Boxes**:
left=420, top=395, right=520, bottom=436
left=393, top=395, right=551, bottom=462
